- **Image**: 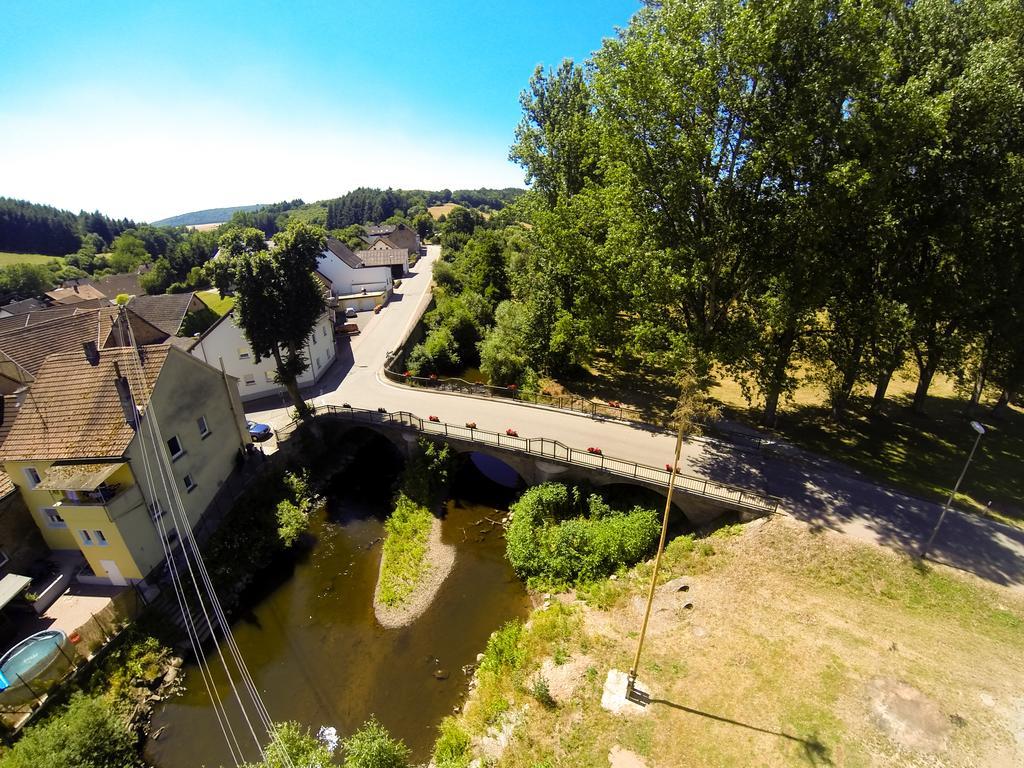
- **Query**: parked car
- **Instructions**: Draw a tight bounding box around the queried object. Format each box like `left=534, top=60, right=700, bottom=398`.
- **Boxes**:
left=246, top=420, right=273, bottom=442
left=345, top=307, right=357, bottom=318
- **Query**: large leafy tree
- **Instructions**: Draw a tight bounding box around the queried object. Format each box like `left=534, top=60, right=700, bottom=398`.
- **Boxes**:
left=214, top=223, right=326, bottom=420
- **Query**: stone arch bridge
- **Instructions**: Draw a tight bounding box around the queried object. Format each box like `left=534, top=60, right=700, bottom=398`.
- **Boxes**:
left=296, top=406, right=780, bottom=526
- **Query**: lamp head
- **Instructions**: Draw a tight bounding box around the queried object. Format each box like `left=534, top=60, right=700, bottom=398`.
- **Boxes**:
left=970, top=421, right=986, bottom=435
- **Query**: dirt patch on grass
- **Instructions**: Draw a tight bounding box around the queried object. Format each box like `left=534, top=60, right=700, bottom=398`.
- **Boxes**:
left=867, top=677, right=951, bottom=752
left=538, top=653, right=595, bottom=705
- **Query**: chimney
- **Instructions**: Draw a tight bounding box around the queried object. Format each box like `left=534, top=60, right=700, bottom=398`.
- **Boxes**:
left=83, top=341, right=100, bottom=365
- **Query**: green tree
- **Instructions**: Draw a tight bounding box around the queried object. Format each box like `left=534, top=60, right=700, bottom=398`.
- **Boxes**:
left=0, top=694, right=139, bottom=768
left=108, top=232, right=149, bottom=273
left=240, top=721, right=334, bottom=768
left=141, top=257, right=174, bottom=295
left=509, top=58, right=600, bottom=207
left=341, top=717, right=410, bottom=768
left=214, top=223, right=325, bottom=420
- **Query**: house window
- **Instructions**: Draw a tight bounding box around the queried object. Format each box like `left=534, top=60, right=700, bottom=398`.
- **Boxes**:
left=183, top=474, right=197, bottom=492
left=244, top=374, right=256, bottom=386
left=264, top=370, right=275, bottom=383
left=94, top=530, right=108, bottom=546
left=24, top=467, right=41, bottom=489
left=43, top=508, right=66, bottom=528
left=197, top=416, right=210, bottom=438
left=167, top=435, right=184, bottom=460
left=149, top=502, right=165, bottom=522
left=79, top=529, right=93, bottom=546
left=322, top=325, right=328, bottom=338
left=312, top=333, right=317, bottom=346
left=315, top=355, right=321, bottom=369
left=238, top=347, right=251, bottom=360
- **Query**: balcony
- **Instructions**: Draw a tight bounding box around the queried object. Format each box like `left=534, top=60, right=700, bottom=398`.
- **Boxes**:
left=55, top=484, right=123, bottom=507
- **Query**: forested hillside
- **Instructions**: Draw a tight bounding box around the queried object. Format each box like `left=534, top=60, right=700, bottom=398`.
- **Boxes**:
left=0, top=198, right=135, bottom=256
left=151, top=205, right=262, bottom=227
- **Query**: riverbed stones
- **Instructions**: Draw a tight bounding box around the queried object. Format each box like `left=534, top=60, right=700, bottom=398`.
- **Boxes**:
left=433, top=669, right=450, bottom=680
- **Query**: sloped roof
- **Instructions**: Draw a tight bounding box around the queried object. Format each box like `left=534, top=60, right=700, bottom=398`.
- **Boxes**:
left=377, top=225, right=419, bottom=252
left=365, top=225, right=396, bottom=236
left=94, top=272, right=145, bottom=300
left=0, top=345, right=171, bottom=462
left=0, top=298, right=46, bottom=316
left=0, top=301, right=110, bottom=335
left=126, top=293, right=197, bottom=336
left=356, top=247, right=408, bottom=267
left=45, top=284, right=108, bottom=305
left=0, top=308, right=170, bottom=382
left=0, top=393, right=23, bottom=498
left=325, top=238, right=363, bottom=269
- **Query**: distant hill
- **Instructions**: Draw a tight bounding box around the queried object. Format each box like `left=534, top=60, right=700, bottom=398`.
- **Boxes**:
left=151, top=205, right=262, bottom=228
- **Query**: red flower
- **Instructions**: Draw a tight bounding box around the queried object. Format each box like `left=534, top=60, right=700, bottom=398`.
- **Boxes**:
left=430, top=373, right=438, bottom=380
left=404, top=371, right=411, bottom=377
left=509, top=384, right=518, bottom=390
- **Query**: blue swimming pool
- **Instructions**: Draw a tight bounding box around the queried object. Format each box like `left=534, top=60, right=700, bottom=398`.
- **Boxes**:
left=0, top=630, right=72, bottom=705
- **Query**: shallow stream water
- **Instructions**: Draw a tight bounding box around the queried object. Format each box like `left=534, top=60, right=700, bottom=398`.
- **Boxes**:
left=146, top=448, right=529, bottom=767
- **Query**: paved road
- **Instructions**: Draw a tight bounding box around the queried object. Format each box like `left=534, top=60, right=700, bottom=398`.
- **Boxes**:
left=249, top=245, right=1024, bottom=593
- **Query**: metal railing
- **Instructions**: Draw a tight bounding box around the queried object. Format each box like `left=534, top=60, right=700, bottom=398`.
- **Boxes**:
left=297, top=405, right=780, bottom=514
left=381, top=368, right=781, bottom=455
left=383, top=368, right=648, bottom=422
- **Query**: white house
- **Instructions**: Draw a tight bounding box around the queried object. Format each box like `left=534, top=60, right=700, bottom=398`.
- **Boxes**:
left=317, top=238, right=393, bottom=296
left=189, top=309, right=336, bottom=402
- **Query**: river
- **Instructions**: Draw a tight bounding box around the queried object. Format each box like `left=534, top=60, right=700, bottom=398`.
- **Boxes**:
left=146, top=445, right=530, bottom=767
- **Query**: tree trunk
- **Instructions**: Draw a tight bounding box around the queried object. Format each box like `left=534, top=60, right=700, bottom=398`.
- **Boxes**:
left=912, top=362, right=937, bottom=414
left=273, top=346, right=311, bottom=421
left=968, top=335, right=990, bottom=411
left=870, top=365, right=896, bottom=414
left=831, top=337, right=865, bottom=420
left=760, top=322, right=798, bottom=428
left=992, top=387, right=1016, bottom=419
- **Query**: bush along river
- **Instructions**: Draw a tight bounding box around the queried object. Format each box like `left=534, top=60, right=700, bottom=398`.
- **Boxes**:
left=145, top=437, right=530, bottom=768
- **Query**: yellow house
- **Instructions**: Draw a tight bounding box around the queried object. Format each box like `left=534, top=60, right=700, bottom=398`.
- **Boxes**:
left=0, top=343, right=250, bottom=585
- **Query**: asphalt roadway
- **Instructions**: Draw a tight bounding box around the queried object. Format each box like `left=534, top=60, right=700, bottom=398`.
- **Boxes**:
left=247, top=245, right=1024, bottom=593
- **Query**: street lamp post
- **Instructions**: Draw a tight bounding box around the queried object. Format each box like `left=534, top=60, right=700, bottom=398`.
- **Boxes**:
left=919, top=420, right=986, bottom=559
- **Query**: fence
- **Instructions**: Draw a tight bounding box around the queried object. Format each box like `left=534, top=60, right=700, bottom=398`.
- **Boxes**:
left=290, top=405, right=780, bottom=515
left=0, top=586, right=148, bottom=729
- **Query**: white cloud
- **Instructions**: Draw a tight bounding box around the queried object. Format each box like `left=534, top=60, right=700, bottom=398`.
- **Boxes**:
left=0, top=93, right=523, bottom=221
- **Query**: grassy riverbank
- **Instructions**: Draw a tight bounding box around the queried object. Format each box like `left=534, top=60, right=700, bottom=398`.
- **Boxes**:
left=435, top=516, right=1024, bottom=767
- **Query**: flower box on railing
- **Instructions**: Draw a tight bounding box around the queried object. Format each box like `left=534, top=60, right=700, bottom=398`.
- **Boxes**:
left=506, top=428, right=518, bottom=437
left=429, top=415, right=440, bottom=422
left=466, top=421, right=477, bottom=429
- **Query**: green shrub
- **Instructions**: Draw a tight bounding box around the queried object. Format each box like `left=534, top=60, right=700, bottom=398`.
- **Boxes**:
left=529, top=673, right=556, bottom=709
left=480, top=620, right=525, bottom=674
left=241, top=721, right=333, bottom=768
left=505, top=483, right=660, bottom=587
left=400, top=439, right=453, bottom=506
left=275, top=499, right=308, bottom=547
left=0, top=694, right=138, bottom=768
left=341, top=717, right=410, bottom=768
left=432, top=717, right=471, bottom=768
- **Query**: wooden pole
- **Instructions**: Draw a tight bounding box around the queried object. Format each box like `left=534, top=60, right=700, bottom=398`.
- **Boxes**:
left=627, top=417, right=685, bottom=698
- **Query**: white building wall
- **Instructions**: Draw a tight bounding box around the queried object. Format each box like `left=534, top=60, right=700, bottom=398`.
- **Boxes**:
left=316, top=251, right=392, bottom=295
left=190, top=311, right=337, bottom=402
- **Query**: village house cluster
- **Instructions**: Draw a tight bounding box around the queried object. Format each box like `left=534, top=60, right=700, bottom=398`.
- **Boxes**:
left=0, top=223, right=421, bottom=617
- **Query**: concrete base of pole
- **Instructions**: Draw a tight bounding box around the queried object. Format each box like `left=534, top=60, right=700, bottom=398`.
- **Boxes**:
left=601, top=669, right=650, bottom=715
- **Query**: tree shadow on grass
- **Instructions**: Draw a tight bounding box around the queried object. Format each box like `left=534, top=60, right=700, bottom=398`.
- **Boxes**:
left=642, top=694, right=832, bottom=765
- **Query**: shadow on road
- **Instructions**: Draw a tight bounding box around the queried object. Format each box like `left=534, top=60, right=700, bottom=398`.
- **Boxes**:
left=691, top=442, right=1024, bottom=589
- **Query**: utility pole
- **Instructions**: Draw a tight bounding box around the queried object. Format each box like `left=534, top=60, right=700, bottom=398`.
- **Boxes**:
left=919, top=420, right=986, bottom=559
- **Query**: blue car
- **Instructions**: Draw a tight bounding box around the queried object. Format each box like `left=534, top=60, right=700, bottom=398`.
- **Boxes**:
left=246, top=420, right=273, bottom=442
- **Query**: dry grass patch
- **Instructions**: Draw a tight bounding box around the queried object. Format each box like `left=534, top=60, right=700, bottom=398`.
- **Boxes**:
left=442, top=516, right=1024, bottom=767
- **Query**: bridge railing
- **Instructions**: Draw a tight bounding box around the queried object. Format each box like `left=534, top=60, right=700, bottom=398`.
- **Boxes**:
left=301, top=405, right=780, bottom=515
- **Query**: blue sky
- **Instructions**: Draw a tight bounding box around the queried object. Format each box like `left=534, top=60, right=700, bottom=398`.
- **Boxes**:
left=0, top=1, right=639, bottom=222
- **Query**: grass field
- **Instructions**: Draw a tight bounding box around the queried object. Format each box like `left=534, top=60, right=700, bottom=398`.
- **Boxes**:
left=0, top=251, right=64, bottom=266
left=441, top=517, right=1024, bottom=767
left=196, top=289, right=235, bottom=316
left=548, top=357, right=1024, bottom=526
